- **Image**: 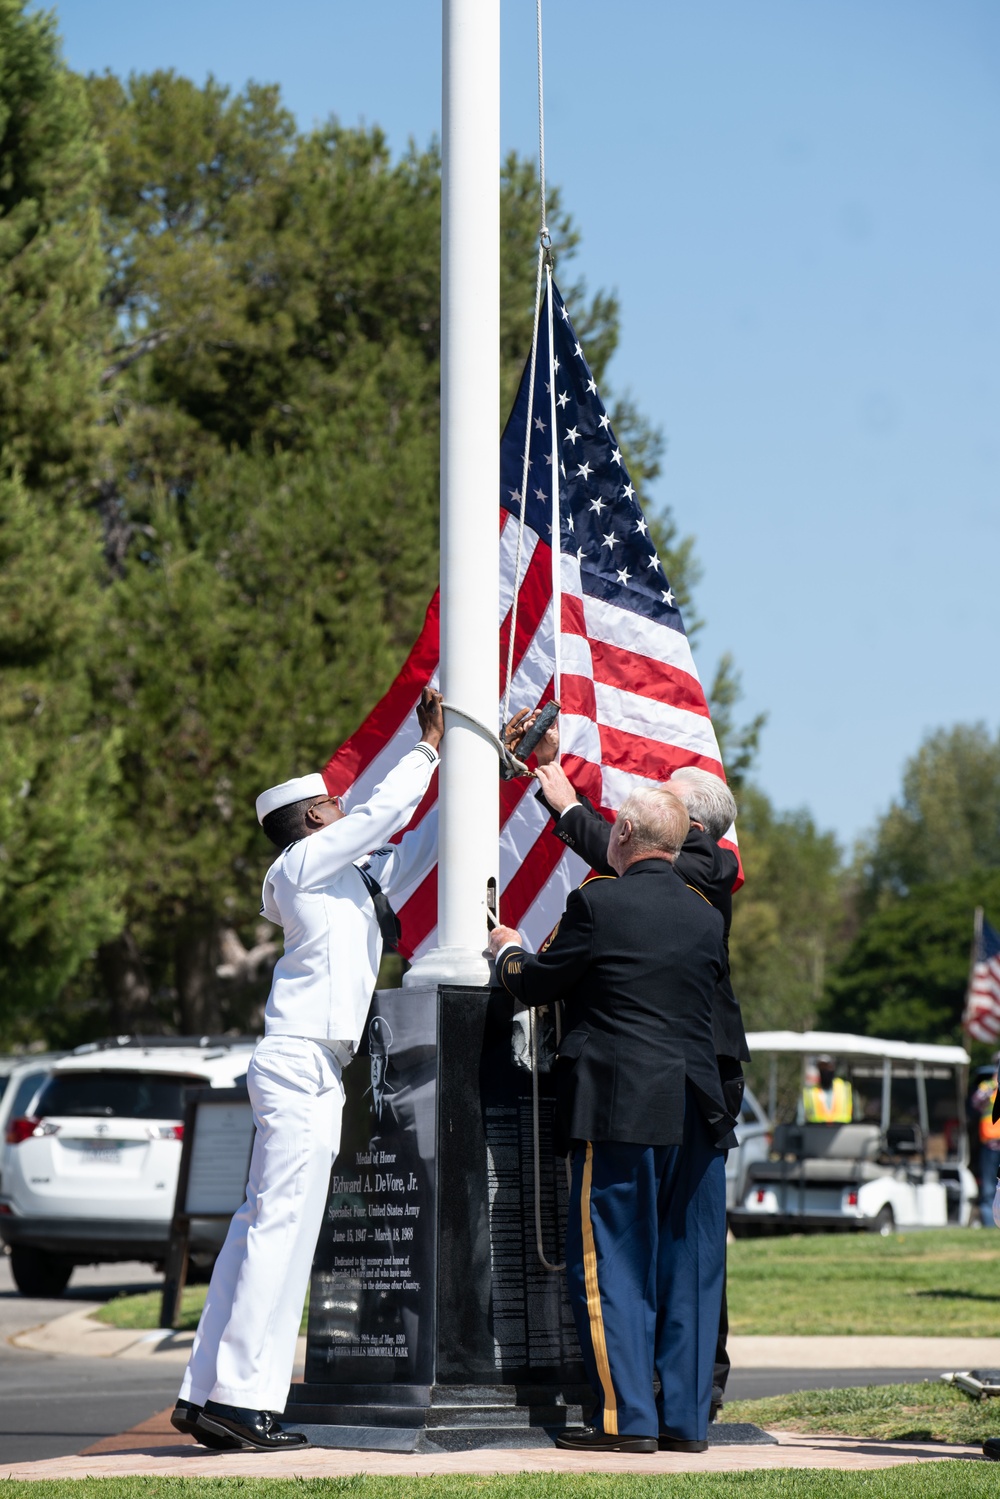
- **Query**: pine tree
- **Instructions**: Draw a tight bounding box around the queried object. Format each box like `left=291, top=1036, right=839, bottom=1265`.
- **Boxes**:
left=0, top=2, right=121, bottom=1041
left=0, top=0, right=109, bottom=492
left=0, top=475, right=122, bottom=1040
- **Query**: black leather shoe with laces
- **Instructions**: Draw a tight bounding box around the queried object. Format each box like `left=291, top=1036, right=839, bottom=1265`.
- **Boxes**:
left=170, top=1401, right=241, bottom=1451
left=555, top=1426, right=657, bottom=1453
left=197, top=1401, right=309, bottom=1451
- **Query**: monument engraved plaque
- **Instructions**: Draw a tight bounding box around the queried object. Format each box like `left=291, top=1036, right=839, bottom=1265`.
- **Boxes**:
left=285, top=984, right=589, bottom=1450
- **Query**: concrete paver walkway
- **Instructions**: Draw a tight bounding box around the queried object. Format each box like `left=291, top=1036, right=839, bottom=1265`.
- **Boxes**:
left=12, top=1303, right=307, bottom=1365
left=0, top=1425, right=985, bottom=1479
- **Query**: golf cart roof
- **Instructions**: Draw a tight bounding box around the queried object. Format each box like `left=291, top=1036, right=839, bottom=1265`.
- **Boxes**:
left=746, top=1031, right=970, bottom=1067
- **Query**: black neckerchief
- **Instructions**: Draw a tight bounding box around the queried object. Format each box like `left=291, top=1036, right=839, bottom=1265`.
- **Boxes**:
left=356, top=865, right=402, bottom=952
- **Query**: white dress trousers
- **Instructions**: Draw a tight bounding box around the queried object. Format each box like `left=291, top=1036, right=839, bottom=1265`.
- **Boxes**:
left=179, top=1036, right=345, bottom=1412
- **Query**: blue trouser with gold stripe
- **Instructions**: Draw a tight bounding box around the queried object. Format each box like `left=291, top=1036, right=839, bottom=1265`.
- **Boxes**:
left=565, top=1094, right=726, bottom=1440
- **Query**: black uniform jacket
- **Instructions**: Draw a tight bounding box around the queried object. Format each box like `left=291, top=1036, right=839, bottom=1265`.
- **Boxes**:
left=495, top=858, right=738, bottom=1153
left=539, top=791, right=751, bottom=1069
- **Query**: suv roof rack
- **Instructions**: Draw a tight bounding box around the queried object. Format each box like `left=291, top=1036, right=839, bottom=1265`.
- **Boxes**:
left=72, top=1035, right=259, bottom=1055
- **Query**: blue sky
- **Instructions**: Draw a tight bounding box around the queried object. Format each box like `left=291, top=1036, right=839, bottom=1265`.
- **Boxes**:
left=49, top=0, right=999, bottom=851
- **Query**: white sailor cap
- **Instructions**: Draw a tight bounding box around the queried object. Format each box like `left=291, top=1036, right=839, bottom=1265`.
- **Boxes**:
left=255, top=772, right=329, bottom=825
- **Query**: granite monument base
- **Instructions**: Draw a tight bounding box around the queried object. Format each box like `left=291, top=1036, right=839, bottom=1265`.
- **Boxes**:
left=283, top=984, right=592, bottom=1451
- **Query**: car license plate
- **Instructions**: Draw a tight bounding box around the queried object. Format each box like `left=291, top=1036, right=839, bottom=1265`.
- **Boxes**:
left=81, top=1141, right=122, bottom=1165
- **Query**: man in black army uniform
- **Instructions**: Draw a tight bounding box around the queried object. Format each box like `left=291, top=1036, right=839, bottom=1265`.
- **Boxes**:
left=505, top=710, right=748, bottom=1417
left=489, top=784, right=736, bottom=1452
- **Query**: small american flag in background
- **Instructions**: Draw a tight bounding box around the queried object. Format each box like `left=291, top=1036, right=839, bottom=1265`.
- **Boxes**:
left=963, top=914, right=1000, bottom=1043
left=322, top=280, right=735, bottom=958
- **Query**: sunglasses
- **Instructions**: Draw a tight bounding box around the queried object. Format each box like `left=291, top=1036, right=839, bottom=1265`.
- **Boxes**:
left=317, top=794, right=346, bottom=814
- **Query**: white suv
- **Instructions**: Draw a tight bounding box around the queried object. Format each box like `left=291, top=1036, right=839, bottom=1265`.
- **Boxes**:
left=0, top=1037, right=256, bottom=1296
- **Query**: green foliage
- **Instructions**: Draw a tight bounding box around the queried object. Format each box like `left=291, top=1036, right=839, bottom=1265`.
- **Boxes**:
left=729, top=786, right=844, bottom=1033
left=0, top=0, right=109, bottom=491
left=0, top=2, right=121, bottom=1043
left=0, top=474, right=121, bottom=1037
left=819, top=725, right=1000, bottom=1046
left=90, top=428, right=437, bottom=1031
left=860, top=723, right=1000, bottom=906
left=820, top=869, right=1000, bottom=1044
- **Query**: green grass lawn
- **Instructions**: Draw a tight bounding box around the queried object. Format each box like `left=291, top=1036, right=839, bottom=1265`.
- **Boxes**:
left=726, top=1228, right=1000, bottom=1336
left=93, top=1286, right=206, bottom=1332
left=727, top=1379, right=999, bottom=1444
left=0, top=1474, right=996, bottom=1499
left=94, top=1227, right=1000, bottom=1338
left=93, top=1287, right=308, bottom=1335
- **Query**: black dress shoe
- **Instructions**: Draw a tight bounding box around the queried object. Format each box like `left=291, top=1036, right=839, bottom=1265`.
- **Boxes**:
left=983, top=1437, right=1000, bottom=1461
left=555, top=1426, right=657, bottom=1453
left=658, top=1434, right=709, bottom=1452
left=170, top=1400, right=241, bottom=1451
left=197, top=1401, right=309, bottom=1451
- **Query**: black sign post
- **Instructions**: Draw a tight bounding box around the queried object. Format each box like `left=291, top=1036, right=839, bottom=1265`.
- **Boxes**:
left=284, top=986, right=589, bottom=1451
left=160, top=1087, right=254, bottom=1329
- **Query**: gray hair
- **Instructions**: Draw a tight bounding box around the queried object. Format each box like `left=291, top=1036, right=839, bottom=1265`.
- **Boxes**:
left=668, top=767, right=737, bottom=841
left=617, top=786, right=691, bottom=858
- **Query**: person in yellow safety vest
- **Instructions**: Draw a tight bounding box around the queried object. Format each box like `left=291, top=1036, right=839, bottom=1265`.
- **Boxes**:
left=970, top=1067, right=1000, bottom=1228
left=802, top=1055, right=854, bottom=1123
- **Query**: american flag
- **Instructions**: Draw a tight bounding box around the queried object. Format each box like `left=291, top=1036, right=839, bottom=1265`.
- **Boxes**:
left=964, top=914, right=1000, bottom=1044
left=321, top=280, right=735, bottom=958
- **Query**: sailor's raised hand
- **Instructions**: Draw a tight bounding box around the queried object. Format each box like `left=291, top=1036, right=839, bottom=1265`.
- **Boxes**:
left=533, top=714, right=560, bottom=767
left=503, top=705, right=560, bottom=767
left=502, top=707, right=535, bottom=755
left=417, top=686, right=445, bottom=749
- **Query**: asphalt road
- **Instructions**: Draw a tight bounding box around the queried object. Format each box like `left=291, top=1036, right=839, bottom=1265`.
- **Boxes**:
left=0, top=1251, right=956, bottom=1465
left=0, top=1254, right=180, bottom=1467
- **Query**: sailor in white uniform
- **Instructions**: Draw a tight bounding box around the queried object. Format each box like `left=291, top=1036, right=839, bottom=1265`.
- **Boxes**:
left=172, top=687, right=444, bottom=1451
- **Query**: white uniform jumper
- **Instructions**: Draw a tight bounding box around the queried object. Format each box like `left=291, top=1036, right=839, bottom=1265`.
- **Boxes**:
left=180, top=743, right=439, bottom=1412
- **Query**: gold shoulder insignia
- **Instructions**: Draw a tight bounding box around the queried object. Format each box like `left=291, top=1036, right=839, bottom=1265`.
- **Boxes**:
left=684, top=883, right=713, bottom=906
left=538, top=873, right=615, bottom=952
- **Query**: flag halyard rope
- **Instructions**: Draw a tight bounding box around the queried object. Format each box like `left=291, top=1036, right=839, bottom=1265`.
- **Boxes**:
left=500, top=0, right=555, bottom=732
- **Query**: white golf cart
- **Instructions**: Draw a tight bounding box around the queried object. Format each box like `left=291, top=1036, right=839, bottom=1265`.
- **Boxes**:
left=729, top=1031, right=978, bottom=1236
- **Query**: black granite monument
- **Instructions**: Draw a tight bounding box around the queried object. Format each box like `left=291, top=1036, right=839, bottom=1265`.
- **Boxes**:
left=284, top=984, right=592, bottom=1451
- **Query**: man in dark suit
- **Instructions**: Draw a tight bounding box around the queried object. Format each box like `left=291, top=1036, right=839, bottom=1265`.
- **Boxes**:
left=488, top=786, right=736, bottom=1453
left=504, top=710, right=748, bottom=1416
left=533, top=759, right=748, bottom=1075
left=535, top=757, right=749, bottom=1415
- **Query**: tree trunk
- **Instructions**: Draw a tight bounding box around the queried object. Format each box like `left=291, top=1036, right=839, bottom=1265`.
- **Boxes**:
left=96, top=930, right=161, bottom=1035
left=175, top=915, right=223, bottom=1035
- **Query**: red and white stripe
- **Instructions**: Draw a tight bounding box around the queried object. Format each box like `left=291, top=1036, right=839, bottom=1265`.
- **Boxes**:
left=321, top=508, right=735, bottom=961
left=965, top=959, right=1000, bottom=1043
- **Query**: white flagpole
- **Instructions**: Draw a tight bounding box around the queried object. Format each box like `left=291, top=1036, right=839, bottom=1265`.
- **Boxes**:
left=404, top=0, right=500, bottom=988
